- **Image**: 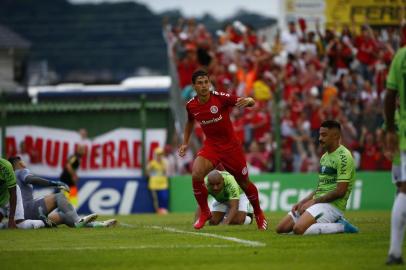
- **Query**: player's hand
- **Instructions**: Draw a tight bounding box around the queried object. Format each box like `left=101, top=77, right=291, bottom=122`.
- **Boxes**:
left=57, top=182, right=71, bottom=193
left=298, top=199, right=315, bottom=215
left=291, top=202, right=301, bottom=214
left=236, top=97, right=254, bottom=108
left=178, top=144, right=188, bottom=157
left=8, top=218, right=17, bottom=229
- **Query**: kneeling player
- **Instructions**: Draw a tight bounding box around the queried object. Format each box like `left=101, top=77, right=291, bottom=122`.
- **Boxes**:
left=276, top=120, right=359, bottom=235
left=195, top=170, right=252, bottom=225
left=9, top=156, right=116, bottom=228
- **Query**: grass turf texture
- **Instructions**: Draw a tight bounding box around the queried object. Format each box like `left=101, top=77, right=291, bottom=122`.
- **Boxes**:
left=0, top=211, right=404, bottom=270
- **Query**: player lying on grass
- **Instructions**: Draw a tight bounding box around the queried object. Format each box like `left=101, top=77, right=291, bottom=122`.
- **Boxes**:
left=276, top=120, right=359, bottom=235
left=195, top=170, right=253, bottom=225
left=8, top=156, right=116, bottom=228
left=0, top=158, right=51, bottom=229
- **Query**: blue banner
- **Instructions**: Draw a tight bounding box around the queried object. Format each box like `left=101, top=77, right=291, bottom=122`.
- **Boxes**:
left=76, top=177, right=154, bottom=214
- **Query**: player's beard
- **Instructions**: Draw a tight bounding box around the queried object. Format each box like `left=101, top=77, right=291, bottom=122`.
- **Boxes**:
left=319, top=140, right=327, bottom=150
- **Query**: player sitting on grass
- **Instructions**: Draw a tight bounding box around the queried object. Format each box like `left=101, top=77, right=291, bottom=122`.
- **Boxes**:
left=195, top=170, right=253, bottom=225
left=0, top=158, right=51, bottom=229
left=276, top=120, right=359, bottom=235
left=8, top=156, right=116, bottom=228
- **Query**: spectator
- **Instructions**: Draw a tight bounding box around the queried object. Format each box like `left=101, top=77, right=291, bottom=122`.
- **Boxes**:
left=147, top=147, right=169, bottom=214
left=164, top=16, right=401, bottom=174
left=59, top=145, right=86, bottom=207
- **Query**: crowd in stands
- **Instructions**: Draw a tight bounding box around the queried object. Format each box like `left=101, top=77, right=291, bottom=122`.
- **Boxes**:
left=163, top=17, right=406, bottom=174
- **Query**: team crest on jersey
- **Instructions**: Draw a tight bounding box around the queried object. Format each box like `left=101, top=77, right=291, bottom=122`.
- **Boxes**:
left=242, top=166, right=248, bottom=175
left=210, top=105, right=218, bottom=114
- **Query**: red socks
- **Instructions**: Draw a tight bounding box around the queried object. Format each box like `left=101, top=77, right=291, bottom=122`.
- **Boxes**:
left=192, top=181, right=210, bottom=213
left=245, top=182, right=263, bottom=216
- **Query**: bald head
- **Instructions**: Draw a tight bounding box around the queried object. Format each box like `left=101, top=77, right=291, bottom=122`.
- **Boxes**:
left=207, top=170, right=224, bottom=194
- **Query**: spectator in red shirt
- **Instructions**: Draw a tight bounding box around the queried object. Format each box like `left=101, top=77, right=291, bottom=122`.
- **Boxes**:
left=326, top=38, right=353, bottom=76
left=354, top=25, right=378, bottom=82
left=359, top=129, right=379, bottom=171
left=176, top=46, right=199, bottom=89
left=246, top=141, right=268, bottom=172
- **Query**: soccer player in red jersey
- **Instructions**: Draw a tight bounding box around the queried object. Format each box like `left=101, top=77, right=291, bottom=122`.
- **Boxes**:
left=178, top=69, right=268, bottom=230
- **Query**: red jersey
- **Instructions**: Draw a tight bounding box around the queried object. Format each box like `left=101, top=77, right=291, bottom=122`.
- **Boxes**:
left=186, top=91, right=239, bottom=149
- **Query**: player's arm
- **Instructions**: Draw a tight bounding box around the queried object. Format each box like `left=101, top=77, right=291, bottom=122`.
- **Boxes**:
left=293, top=191, right=315, bottom=213
left=384, top=49, right=401, bottom=155
left=178, top=117, right=194, bottom=157
left=384, top=89, right=398, bottom=157
left=299, top=184, right=348, bottom=214
left=24, top=175, right=70, bottom=192
left=8, top=186, right=17, bottom=229
left=301, top=151, right=353, bottom=212
left=222, top=199, right=239, bottom=225
left=66, top=163, right=78, bottom=182
left=313, top=182, right=349, bottom=204
left=385, top=89, right=397, bottom=132
left=65, top=157, right=78, bottom=183
left=235, top=97, right=255, bottom=108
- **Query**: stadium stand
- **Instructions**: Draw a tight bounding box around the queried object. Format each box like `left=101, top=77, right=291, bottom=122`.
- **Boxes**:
left=164, top=17, right=406, bottom=174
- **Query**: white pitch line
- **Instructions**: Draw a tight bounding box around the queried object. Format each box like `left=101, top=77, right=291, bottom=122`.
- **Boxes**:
left=120, top=222, right=265, bottom=247
left=2, top=244, right=233, bottom=252
left=149, top=225, right=266, bottom=247
left=119, top=222, right=136, bottom=228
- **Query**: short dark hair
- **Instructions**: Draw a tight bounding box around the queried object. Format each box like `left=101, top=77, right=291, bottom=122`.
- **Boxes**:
left=191, top=69, right=209, bottom=84
left=321, top=120, right=341, bottom=131
left=8, top=156, right=21, bottom=166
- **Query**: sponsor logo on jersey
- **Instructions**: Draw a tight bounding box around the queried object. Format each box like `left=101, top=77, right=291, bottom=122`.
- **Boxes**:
left=242, top=166, right=248, bottom=175
left=200, top=115, right=223, bottom=125
left=210, top=106, right=218, bottom=114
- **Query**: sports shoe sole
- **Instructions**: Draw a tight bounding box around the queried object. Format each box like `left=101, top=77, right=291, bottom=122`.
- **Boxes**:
left=75, top=213, right=98, bottom=228
left=102, top=219, right=117, bottom=228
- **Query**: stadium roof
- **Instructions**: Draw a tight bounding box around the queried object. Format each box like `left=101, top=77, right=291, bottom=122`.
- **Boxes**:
left=4, top=101, right=169, bottom=113
left=0, top=24, right=30, bottom=49
left=27, top=76, right=171, bottom=100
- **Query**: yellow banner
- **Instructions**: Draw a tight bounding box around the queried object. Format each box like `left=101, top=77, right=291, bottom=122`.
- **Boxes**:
left=326, top=0, right=406, bottom=26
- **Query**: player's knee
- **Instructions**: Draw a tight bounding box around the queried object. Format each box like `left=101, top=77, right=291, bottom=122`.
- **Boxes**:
left=191, top=170, right=206, bottom=180
left=237, top=180, right=249, bottom=191
left=276, top=223, right=288, bottom=234
left=292, top=225, right=306, bottom=235
left=54, top=192, right=65, bottom=204
left=209, top=218, right=221, bottom=225
left=55, top=192, right=65, bottom=201
left=231, top=215, right=245, bottom=225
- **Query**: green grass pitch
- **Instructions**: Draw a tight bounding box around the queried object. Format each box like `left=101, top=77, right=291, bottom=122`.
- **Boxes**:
left=0, top=211, right=404, bottom=270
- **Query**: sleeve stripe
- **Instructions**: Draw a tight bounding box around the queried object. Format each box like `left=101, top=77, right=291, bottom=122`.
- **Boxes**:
left=337, top=179, right=350, bottom=182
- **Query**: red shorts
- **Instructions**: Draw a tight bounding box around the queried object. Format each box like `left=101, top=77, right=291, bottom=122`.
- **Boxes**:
left=197, top=143, right=249, bottom=182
